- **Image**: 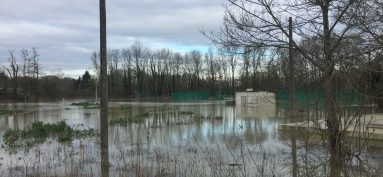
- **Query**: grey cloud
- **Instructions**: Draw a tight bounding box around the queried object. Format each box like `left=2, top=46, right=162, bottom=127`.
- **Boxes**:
left=0, top=0, right=225, bottom=77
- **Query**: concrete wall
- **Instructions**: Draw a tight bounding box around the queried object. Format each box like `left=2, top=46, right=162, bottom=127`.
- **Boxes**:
left=235, top=91, right=275, bottom=106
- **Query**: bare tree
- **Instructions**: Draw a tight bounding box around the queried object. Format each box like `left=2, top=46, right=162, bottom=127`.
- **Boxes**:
left=121, top=48, right=133, bottom=97
left=190, top=50, right=202, bottom=90
left=352, top=0, right=383, bottom=47
left=204, top=0, right=367, bottom=176
left=171, top=52, right=183, bottom=93
left=90, top=51, right=100, bottom=101
left=2, top=50, right=20, bottom=99
left=248, top=47, right=265, bottom=91
left=352, top=0, right=383, bottom=107
left=205, top=48, right=217, bottom=94
left=219, top=46, right=238, bottom=98
left=241, top=47, right=251, bottom=89
left=183, top=53, right=194, bottom=90
left=91, top=51, right=100, bottom=78
left=131, top=41, right=146, bottom=97
left=148, top=50, right=159, bottom=97
left=108, top=49, right=120, bottom=98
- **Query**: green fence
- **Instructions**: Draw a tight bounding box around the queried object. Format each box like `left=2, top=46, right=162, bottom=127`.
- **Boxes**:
left=171, top=91, right=224, bottom=101
left=276, top=89, right=361, bottom=105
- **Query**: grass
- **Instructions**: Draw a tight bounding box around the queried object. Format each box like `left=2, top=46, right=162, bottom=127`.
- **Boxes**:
left=71, top=102, right=99, bottom=109
left=3, top=120, right=95, bottom=153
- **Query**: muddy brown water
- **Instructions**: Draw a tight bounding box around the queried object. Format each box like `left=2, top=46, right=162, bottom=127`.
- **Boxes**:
left=0, top=100, right=382, bottom=177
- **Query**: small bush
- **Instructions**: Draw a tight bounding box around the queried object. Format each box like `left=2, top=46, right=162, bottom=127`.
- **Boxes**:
left=3, top=129, right=20, bottom=145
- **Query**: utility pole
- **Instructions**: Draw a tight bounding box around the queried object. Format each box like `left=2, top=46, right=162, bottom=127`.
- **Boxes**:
left=289, top=17, right=298, bottom=177
left=99, top=0, right=109, bottom=176
left=288, top=17, right=295, bottom=116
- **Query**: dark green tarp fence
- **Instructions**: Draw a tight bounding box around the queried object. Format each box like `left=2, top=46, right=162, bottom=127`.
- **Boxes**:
left=276, top=88, right=361, bottom=105
left=171, top=91, right=224, bottom=101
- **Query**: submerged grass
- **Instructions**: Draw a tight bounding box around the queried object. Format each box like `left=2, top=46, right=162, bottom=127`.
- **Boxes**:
left=110, top=117, right=145, bottom=125
left=205, top=115, right=224, bottom=120
left=71, top=102, right=99, bottom=109
left=120, top=105, right=132, bottom=111
left=110, top=112, right=150, bottom=125
left=0, top=109, right=22, bottom=116
left=179, top=111, right=194, bottom=115
left=110, top=110, right=225, bottom=126
left=3, top=120, right=95, bottom=153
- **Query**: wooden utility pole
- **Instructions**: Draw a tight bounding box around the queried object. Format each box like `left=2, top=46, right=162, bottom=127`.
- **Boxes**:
left=99, top=0, right=109, bottom=176
left=289, top=17, right=298, bottom=177
left=288, top=17, right=295, bottom=115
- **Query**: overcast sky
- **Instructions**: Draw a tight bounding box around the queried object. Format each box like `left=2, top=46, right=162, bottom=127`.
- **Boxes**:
left=0, top=0, right=225, bottom=78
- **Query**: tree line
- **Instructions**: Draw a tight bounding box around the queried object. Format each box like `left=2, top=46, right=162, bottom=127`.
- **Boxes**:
left=1, top=41, right=382, bottom=104
left=0, top=42, right=297, bottom=101
left=89, top=41, right=293, bottom=99
left=0, top=48, right=97, bottom=100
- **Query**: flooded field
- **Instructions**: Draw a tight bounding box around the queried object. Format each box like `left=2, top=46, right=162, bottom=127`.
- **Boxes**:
left=0, top=101, right=382, bottom=177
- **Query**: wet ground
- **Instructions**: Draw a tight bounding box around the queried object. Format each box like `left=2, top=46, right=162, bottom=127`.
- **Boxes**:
left=0, top=100, right=382, bottom=176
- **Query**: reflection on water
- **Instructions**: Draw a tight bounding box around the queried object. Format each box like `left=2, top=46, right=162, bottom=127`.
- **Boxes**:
left=0, top=101, right=381, bottom=176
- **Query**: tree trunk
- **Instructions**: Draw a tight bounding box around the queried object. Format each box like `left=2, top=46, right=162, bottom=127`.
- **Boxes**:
left=322, top=2, right=341, bottom=176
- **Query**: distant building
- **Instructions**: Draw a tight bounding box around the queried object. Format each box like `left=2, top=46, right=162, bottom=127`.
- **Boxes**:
left=235, top=91, right=275, bottom=106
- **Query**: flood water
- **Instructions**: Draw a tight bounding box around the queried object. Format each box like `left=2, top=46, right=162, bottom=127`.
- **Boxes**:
left=0, top=101, right=382, bottom=177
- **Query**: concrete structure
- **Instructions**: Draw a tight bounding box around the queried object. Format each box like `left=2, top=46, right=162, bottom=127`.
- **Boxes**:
left=235, top=91, right=275, bottom=106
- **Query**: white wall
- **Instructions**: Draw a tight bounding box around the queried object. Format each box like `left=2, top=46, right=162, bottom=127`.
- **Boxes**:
left=235, top=92, right=275, bottom=106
